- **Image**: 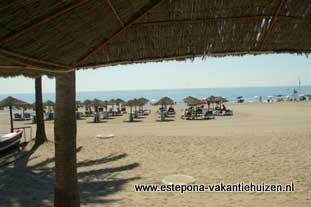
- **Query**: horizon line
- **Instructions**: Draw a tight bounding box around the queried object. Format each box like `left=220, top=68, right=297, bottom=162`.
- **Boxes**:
left=1, top=84, right=310, bottom=95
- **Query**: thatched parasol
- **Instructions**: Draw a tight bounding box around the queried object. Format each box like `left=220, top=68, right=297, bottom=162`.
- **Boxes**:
left=0, top=96, right=30, bottom=132
left=126, top=99, right=139, bottom=113
left=83, top=99, right=92, bottom=106
left=92, top=98, right=104, bottom=112
left=137, top=97, right=149, bottom=106
left=115, top=98, right=125, bottom=105
left=44, top=100, right=55, bottom=106
left=183, top=96, right=204, bottom=106
left=83, top=99, right=93, bottom=113
left=154, top=96, right=174, bottom=106
left=205, top=96, right=228, bottom=103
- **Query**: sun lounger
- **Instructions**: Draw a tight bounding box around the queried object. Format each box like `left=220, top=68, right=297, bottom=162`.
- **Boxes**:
left=223, top=110, right=233, bottom=116
left=13, top=113, right=23, bottom=121
left=23, top=112, right=31, bottom=120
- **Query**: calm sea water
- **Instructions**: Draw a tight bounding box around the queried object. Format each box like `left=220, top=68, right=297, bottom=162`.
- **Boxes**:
left=1, top=86, right=310, bottom=103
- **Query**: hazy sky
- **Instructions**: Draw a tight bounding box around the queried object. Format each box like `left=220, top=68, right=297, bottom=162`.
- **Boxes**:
left=0, top=54, right=310, bottom=94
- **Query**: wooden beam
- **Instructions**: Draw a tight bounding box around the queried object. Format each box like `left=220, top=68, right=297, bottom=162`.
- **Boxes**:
left=0, top=0, right=89, bottom=44
left=259, top=0, right=287, bottom=50
left=77, top=0, right=163, bottom=64
left=107, top=0, right=124, bottom=27
left=132, top=15, right=299, bottom=27
left=0, top=49, right=70, bottom=69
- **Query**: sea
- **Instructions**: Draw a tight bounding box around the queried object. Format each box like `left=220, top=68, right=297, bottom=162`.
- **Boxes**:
left=1, top=86, right=310, bottom=104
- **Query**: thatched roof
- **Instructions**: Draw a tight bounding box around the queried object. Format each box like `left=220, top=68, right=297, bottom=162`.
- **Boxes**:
left=0, top=1, right=310, bottom=77
left=0, top=96, right=30, bottom=107
left=184, top=96, right=205, bottom=106
left=83, top=99, right=93, bottom=106
left=92, top=99, right=104, bottom=107
left=154, top=97, right=174, bottom=106
left=115, top=98, right=125, bottom=104
left=205, top=96, right=228, bottom=103
left=44, top=100, right=55, bottom=107
left=126, top=99, right=139, bottom=107
left=137, top=97, right=149, bottom=105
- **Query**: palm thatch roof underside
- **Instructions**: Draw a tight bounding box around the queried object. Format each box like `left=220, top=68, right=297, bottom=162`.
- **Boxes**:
left=0, top=0, right=311, bottom=77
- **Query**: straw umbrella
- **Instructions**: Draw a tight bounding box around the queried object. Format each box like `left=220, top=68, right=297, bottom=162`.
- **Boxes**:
left=137, top=97, right=149, bottom=112
left=183, top=96, right=204, bottom=106
left=154, top=97, right=174, bottom=121
left=44, top=100, right=55, bottom=112
left=154, top=96, right=174, bottom=107
left=205, top=96, right=228, bottom=110
left=0, top=96, right=29, bottom=132
left=92, top=99, right=103, bottom=113
left=115, top=98, right=125, bottom=112
left=115, top=98, right=125, bottom=105
left=108, top=99, right=117, bottom=114
left=126, top=99, right=138, bottom=121
left=83, top=99, right=93, bottom=113
left=183, top=96, right=205, bottom=119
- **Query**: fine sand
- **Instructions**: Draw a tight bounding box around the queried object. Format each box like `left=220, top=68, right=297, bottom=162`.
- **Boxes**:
left=0, top=101, right=311, bottom=207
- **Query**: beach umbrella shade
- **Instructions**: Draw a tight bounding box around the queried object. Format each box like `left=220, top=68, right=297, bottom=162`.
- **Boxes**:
left=44, top=100, right=55, bottom=112
left=44, top=100, right=55, bottom=107
left=108, top=99, right=117, bottom=105
left=205, top=95, right=217, bottom=103
left=115, top=98, right=125, bottom=110
left=136, top=97, right=149, bottom=112
left=83, top=99, right=93, bottom=113
left=126, top=99, right=138, bottom=113
left=154, top=97, right=174, bottom=106
left=214, top=96, right=228, bottom=103
left=137, top=97, right=149, bottom=105
left=108, top=99, right=119, bottom=112
left=92, top=99, right=104, bottom=112
left=0, top=96, right=30, bottom=132
left=115, top=98, right=125, bottom=105
left=83, top=99, right=92, bottom=106
left=183, top=96, right=204, bottom=106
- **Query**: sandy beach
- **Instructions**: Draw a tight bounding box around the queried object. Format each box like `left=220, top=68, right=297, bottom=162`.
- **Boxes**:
left=0, top=101, right=311, bottom=207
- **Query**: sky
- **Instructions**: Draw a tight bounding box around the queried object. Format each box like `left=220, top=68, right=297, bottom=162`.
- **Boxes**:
left=0, top=54, right=310, bottom=94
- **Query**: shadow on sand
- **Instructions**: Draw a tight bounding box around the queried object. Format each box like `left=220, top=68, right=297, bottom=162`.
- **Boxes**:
left=0, top=144, right=140, bottom=206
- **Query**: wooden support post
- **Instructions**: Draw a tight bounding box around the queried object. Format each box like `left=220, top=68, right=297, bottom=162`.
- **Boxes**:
left=54, top=71, right=80, bottom=207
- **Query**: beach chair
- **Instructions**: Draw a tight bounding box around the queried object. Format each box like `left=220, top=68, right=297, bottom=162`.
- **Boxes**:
left=143, top=109, right=151, bottom=115
left=13, top=113, right=23, bottom=121
left=167, top=107, right=176, bottom=116
left=46, top=112, right=54, bottom=120
left=223, top=110, right=233, bottom=116
left=23, top=112, right=31, bottom=120
left=203, top=111, right=215, bottom=120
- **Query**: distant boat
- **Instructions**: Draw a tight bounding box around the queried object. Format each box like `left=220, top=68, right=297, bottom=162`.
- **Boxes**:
left=0, top=130, right=23, bottom=152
